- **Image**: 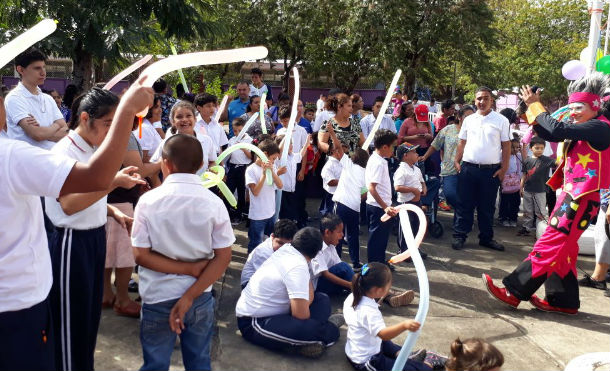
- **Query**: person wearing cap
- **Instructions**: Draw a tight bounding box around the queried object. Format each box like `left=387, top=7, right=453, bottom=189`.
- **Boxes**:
left=484, top=74, right=610, bottom=315
left=453, top=87, right=510, bottom=253
left=359, top=96, right=397, bottom=149
left=398, top=105, right=433, bottom=170
left=393, top=143, right=428, bottom=257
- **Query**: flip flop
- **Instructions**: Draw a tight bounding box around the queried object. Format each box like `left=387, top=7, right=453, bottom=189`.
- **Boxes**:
left=113, top=300, right=141, bottom=318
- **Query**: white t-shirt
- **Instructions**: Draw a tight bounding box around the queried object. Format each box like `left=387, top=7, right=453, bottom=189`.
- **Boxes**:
left=310, top=241, right=342, bottom=284
left=359, top=113, right=396, bottom=142
left=133, top=119, right=162, bottom=155
left=45, top=131, right=108, bottom=229
left=131, top=173, right=235, bottom=304
left=195, top=118, right=228, bottom=155
left=226, top=134, right=254, bottom=165
left=241, top=237, right=275, bottom=286
left=321, top=156, right=343, bottom=194
left=236, top=244, right=310, bottom=318
left=459, top=110, right=510, bottom=165
left=365, top=152, right=392, bottom=208
left=0, top=137, right=75, bottom=312
left=393, top=162, right=424, bottom=203
left=343, top=294, right=386, bottom=364
left=277, top=125, right=308, bottom=161
left=249, top=83, right=271, bottom=99
left=316, top=99, right=325, bottom=114
left=245, top=162, right=277, bottom=220
left=279, top=152, right=301, bottom=193
left=151, top=130, right=217, bottom=174
left=313, top=110, right=335, bottom=133
left=333, top=154, right=366, bottom=212
left=5, top=82, right=64, bottom=150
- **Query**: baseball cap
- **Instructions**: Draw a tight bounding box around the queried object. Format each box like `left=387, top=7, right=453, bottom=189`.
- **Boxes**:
left=396, top=143, right=419, bottom=160
left=415, top=105, right=429, bottom=122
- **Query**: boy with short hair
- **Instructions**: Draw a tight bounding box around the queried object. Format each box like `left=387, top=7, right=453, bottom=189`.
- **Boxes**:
left=132, top=134, right=235, bottom=371
left=518, top=136, right=555, bottom=236
left=366, top=129, right=398, bottom=264
left=276, top=133, right=308, bottom=222
left=245, top=139, right=286, bottom=253
left=394, top=143, right=427, bottom=256
left=226, top=117, right=253, bottom=224
left=241, top=219, right=298, bottom=288
left=194, top=93, right=228, bottom=155
left=320, top=138, right=344, bottom=216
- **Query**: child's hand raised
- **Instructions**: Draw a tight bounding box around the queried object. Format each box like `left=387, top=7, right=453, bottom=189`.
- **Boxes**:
left=277, top=165, right=287, bottom=176
left=402, top=320, right=421, bottom=332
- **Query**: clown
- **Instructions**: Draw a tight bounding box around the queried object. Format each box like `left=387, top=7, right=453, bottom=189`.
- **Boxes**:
left=483, top=72, right=610, bottom=314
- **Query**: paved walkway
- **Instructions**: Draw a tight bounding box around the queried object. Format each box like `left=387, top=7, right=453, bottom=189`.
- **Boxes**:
left=95, top=205, right=609, bottom=370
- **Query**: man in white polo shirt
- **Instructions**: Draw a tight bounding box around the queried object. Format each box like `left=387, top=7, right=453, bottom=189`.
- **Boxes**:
left=4, top=48, right=68, bottom=149
left=453, top=86, right=510, bottom=251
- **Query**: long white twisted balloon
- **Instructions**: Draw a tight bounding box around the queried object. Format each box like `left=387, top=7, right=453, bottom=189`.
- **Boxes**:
left=103, top=55, right=152, bottom=90
left=362, top=69, right=402, bottom=149
left=214, top=94, right=229, bottom=125
left=0, top=19, right=57, bottom=70
left=381, top=204, right=429, bottom=371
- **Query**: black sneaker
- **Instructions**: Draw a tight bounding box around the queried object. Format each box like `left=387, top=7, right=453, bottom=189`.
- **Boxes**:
left=451, top=238, right=465, bottom=250
left=409, top=349, right=427, bottom=363
left=479, top=239, right=504, bottom=251
left=128, top=279, right=139, bottom=293
left=578, top=274, right=607, bottom=290
left=517, top=228, right=530, bottom=236
left=296, top=343, right=325, bottom=358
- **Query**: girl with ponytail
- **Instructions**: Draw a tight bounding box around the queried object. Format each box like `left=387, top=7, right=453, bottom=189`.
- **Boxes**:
left=445, top=338, right=504, bottom=371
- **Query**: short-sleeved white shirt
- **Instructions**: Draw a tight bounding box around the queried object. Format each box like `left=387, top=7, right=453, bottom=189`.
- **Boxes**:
left=277, top=125, right=308, bottom=161
left=195, top=118, right=228, bottom=154
left=245, top=162, right=276, bottom=220
left=133, top=119, right=162, bottom=154
left=5, top=82, right=64, bottom=150
left=131, top=173, right=235, bottom=304
left=313, top=110, right=335, bottom=133
left=365, top=152, right=392, bottom=208
left=321, top=156, right=343, bottom=194
left=0, top=137, right=76, bottom=312
left=310, top=242, right=342, bottom=279
left=236, top=244, right=310, bottom=318
left=359, top=113, right=396, bottom=142
left=279, top=153, right=302, bottom=193
left=458, top=110, right=510, bottom=165
left=393, top=162, right=424, bottom=203
left=151, top=130, right=217, bottom=174
left=333, top=155, right=366, bottom=212
left=226, top=134, right=254, bottom=165
left=45, top=131, right=108, bottom=229
left=343, top=294, right=386, bottom=364
left=240, top=237, right=276, bottom=286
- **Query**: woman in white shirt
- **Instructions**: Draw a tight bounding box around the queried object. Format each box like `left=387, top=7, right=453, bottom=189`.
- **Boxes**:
left=45, top=88, right=145, bottom=371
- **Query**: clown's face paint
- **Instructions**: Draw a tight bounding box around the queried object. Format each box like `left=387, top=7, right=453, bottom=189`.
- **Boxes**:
left=569, top=102, right=597, bottom=124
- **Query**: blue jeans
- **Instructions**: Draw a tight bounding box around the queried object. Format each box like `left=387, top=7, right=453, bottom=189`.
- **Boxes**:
left=248, top=217, right=275, bottom=253
left=367, top=204, right=392, bottom=263
left=316, top=262, right=355, bottom=295
left=453, top=163, right=500, bottom=242
left=441, top=174, right=459, bottom=209
left=334, top=202, right=361, bottom=265
left=140, top=292, right=214, bottom=371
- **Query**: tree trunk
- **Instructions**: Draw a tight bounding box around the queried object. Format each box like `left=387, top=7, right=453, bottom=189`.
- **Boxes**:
left=72, top=44, right=93, bottom=91
left=93, top=59, right=105, bottom=84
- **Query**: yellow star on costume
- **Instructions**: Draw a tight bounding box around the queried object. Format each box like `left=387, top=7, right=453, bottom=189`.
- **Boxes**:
left=575, top=153, right=594, bottom=168
left=567, top=256, right=572, bottom=264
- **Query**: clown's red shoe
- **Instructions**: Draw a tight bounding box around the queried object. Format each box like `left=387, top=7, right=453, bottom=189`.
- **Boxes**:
left=529, top=295, right=578, bottom=315
left=481, top=274, right=520, bottom=308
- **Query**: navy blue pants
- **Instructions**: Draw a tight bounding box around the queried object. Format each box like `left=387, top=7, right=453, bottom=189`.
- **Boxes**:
left=397, top=201, right=421, bottom=253
left=226, top=164, right=248, bottom=218
left=319, top=190, right=335, bottom=216
left=279, top=190, right=298, bottom=222
left=367, top=204, right=392, bottom=263
left=499, top=191, right=520, bottom=222
left=0, top=297, right=55, bottom=370
left=334, top=202, right=361, bottom=265
left=316, top=262, right=355, bottom=295
left=453, top=163, right=500, bottom=242
left=49, top=226, right=106, bottom=371
left=237, top=292, right=339, bottom=352
left=348, top=340, right=431, bottom=371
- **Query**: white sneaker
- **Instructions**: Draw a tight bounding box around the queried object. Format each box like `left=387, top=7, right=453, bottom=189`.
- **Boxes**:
left=510, top=221, right=517, bottom=227
left=502, top=220, right=511, bottom=227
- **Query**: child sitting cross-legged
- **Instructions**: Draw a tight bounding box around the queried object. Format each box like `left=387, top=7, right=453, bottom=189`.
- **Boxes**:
left=132, top=134, right=235, bottom=371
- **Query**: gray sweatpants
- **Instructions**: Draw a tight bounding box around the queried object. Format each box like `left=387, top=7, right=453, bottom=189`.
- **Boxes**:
left=522, top=191, right=548, bottom=231
left=594, top=207, right=610, bottom=264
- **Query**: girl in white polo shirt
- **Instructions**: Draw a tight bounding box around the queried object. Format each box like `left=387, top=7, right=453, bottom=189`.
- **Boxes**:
left=343, top=262, right=430, bottom=371
left=45, top=88, right=145, bottom=371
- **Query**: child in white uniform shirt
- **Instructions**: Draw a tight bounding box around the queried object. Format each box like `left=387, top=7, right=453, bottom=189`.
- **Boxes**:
left=366, top=130, right=399, bottom=265
left=132, top=134, right=235, bottom=371
left=393, top=143, right=427, bottom=257
left=343, top=262, right=429, bottom=371
left=236, top=228, right=341, bottom=358
left=45, top=89, right=146, bottom=371
left=0, top=81, right=152, bottom=371
left=245, top=139, right=286, bottom=253
left=320, top=139, right=345, bottom=215
left=134, top=95, right=163, bottom=160
left=241, top=219, right=298, bottom=288
left=194, top=93, right=228, bottom=155
left=277, top=133, right=309, bottom=222
left=226, top=118, right=254, bottom=223
left=328, top=124, right=370, bottom=267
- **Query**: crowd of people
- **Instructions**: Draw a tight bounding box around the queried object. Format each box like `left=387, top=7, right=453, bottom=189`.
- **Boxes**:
left=2, top=46, right=609, bottom=371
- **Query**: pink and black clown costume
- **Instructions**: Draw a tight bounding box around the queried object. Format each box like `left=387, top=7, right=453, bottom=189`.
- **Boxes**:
left=484, top=74, right=610, bottom=314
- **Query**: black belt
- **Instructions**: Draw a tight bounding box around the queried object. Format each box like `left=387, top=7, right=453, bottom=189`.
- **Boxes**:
left=463, top=161, right=500, bottom=169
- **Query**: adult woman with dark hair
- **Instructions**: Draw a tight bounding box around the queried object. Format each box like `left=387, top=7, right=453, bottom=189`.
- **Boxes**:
left=395, top=101, right=415, bottom=137
left=240, top=95, right=274, bottom=138
left=318, top=93, right=365, bottom=155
